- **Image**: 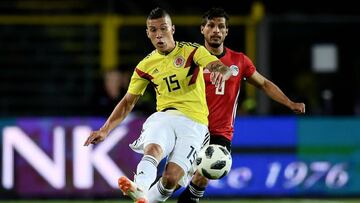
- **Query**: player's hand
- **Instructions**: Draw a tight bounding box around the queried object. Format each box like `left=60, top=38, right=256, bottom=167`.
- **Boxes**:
left=291, top=102, right=306, bottom=114
left=210, top=70, right=231, bottom=88
left=210, top=72, right=222, bottom=87
left=84, top=129, right=108, bottom=146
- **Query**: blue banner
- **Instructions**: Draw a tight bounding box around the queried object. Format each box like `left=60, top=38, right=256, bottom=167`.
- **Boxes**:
left=232, top=117, right=297, bottom=147
left=1, top=116, right=360, bottom=198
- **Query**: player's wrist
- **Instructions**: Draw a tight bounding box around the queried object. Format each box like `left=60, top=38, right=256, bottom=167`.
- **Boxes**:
left=221, top=66, right=232, bottom=79
left=99, top=125, right=110, bottom=135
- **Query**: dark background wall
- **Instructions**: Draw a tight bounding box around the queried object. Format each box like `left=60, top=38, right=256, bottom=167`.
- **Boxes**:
left=0, top=0, right=359, bottom=116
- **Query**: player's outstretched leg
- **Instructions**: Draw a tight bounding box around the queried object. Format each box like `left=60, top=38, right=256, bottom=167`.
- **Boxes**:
left=118, top=176, right=148, bottom=203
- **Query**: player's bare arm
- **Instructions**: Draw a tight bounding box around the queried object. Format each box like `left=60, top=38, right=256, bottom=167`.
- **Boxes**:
left=84, top=93, right=141, bottom=146
left=247, top=71, right=305, bottom=114
left=205, top=60, right=232, bottom=87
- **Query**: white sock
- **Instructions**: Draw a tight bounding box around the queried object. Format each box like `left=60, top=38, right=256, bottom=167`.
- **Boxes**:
left=134, top=155, right=158, bottom=192
left=147, top=178, right=174, bottom=203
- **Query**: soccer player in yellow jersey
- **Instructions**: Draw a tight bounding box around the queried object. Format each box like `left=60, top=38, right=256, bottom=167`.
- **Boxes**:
left=84, top=7, right=231, bottom=203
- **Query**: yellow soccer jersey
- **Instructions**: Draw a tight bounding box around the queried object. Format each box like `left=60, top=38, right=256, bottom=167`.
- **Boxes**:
left=127, top=41, right=218, bottom=125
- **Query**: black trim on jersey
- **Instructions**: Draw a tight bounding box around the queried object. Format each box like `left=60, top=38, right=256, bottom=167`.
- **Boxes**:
left=184, top=48, right=200, bottom=85
left=213, top=48, right=227, bottom=59
left=186, top=60, right=198, bottom=78
left=135, top=68, right=160, bottom=95
left=179, top=41, right=200, bottom=48
left=160, top=107, right=177, bottom=112
left=144, top=50, right=157, bottom=59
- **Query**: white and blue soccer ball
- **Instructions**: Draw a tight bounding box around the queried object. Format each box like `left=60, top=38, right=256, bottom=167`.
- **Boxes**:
left=196, top=144, right=232, bottom=179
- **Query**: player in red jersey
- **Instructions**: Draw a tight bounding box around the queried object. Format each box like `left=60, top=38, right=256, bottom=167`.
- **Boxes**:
left=177, top=8, right=305, bottom=203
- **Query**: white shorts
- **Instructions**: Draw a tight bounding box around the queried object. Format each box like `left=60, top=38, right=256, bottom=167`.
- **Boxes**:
left=129, top=111, right=209, bottom=186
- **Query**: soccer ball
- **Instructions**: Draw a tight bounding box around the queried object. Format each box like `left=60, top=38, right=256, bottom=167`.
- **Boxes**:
left=195, top=144, right=232, bottom=179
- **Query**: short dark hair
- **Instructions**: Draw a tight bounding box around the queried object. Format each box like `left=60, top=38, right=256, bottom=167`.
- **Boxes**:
left=147, top=7, right=170, bottom=20
left=201, top=7, right=229, bottom=26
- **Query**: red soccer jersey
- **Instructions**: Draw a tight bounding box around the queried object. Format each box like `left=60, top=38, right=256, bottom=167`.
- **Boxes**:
left=204, top=47, right=256, bottom=141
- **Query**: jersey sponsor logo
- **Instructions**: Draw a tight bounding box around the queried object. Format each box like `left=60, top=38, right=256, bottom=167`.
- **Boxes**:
left=174, top=56, right=185, bottom=68
left=230, top=65, right=239, bottom=76
left=152, top=68, right=159, bottom=74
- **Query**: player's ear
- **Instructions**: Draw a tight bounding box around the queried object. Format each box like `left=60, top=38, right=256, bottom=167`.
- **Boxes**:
left=200, top=26, right=204, bottom=34
left=172, top=25, right=175, bottom=34
left=225, top=27, right=229, bottom=37
left=146, top=29, right=150, bottom=38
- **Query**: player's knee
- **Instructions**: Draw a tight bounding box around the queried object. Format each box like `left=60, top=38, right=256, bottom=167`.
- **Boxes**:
left=143, top=143, right=163, bottom=161
left=162, top=163, right=184, bottom=189
left=161, top=174, right=178, bottom=189
left=192, top=171, right=209, bottom=188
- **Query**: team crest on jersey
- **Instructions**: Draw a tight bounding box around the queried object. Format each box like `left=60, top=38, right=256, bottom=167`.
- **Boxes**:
left=174, top=56, right=185, bottom=68
left=230, top=65, right=239, bottom=76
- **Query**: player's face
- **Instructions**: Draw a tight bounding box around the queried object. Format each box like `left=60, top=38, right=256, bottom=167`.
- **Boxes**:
left=201, top=17, right=228, bottom=48
left=146, top=16, right=176, bottom=54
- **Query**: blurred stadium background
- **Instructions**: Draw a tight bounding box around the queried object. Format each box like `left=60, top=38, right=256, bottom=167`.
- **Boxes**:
left=1, top=0, right=360, bottom=202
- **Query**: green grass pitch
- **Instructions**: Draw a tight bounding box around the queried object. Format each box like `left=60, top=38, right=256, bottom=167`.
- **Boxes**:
left=3, top=199, right=360, bottom=203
